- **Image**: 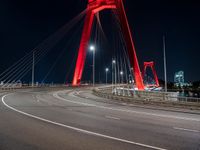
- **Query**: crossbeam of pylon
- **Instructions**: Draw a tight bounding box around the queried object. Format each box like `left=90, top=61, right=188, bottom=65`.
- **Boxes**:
left=72, top=0, right=145, bottom=90
left=143, top=61, right=159, bottom=87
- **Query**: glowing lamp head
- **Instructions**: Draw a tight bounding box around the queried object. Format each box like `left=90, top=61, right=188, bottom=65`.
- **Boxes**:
left=105, top=68, right=109, bottom=72
left=89, top=45, right=95, bottom=51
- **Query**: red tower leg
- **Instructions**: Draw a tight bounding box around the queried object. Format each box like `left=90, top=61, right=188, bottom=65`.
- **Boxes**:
left=152, top=64, right=159, bottom=87
left=72, top=10, right=95, bottom=86
left=116, top=1, right=144, bottom=90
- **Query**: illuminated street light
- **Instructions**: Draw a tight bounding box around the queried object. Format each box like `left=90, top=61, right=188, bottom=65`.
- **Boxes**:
left=112, top=59, right=117, bottom=93
left=105, top=68, right=109, bottom=84
left=120, top=71, right=124, bottom=84
left=90, top=45, right=95, bottom=51
left=89, top=45, right=95, bottom=87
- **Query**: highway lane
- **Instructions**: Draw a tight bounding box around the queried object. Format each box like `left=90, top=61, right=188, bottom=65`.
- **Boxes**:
left=0, top=87, right=200, bottom=150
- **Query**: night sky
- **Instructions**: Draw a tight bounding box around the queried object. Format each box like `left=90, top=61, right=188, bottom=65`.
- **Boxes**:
left=0, top=0, right=200, bottom=83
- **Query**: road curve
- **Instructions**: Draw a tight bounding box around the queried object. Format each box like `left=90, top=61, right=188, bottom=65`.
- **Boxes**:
left=0, top=87, right=199, bottom=150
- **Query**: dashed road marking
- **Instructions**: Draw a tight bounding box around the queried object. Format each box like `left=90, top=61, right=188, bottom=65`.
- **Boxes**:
left=173, top=127, right=200, bottom=133
left=105, top=116, right=121, bottom=120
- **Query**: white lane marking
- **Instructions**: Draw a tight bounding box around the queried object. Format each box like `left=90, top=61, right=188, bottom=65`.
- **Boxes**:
left=53, top=93, right=95, bottom=107
left=36, top=95, right=53, bottom=105
left=75, top=91, right=80, bottom=95
left=173, top=127, right=200, bottom=133
left=2, top=94, right=166, bottom=150
left=105, top=116, right=121, bottom=120
left=54, top=91, right=200, bottom=122
left=122, top=103, right=127, bottom=105
left=35, top=96, right=40, bottom=102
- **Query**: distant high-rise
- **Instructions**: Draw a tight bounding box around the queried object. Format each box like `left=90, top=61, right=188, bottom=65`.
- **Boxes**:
left=174, top=71, right=184, bottom=86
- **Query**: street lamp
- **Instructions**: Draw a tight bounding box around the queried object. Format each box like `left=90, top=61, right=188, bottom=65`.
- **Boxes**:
left=163, top=36, right=167, bottom=93
left=90, top=45, right=95, bottom=87
left=105, top=68, right=109, bottom=84
left=32, top=51, right=35, bottom=87
left=112, top=59, right=117, bottom=93
left=90, top=45, right=95, bottom=51
left=120, top=71, right=124, bottom=84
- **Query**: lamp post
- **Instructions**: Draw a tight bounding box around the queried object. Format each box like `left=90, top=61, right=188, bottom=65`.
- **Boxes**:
left=120, top=71, right=124, bottom=84
left=163, top=36, right=167, bottom=93
left=105, top=68, right=109, bottom=84
left=112, top=59, right=116, bottom=92
left=120, top=71, right=124, bottom=95
left=90, top=45, right=95, bottom=87
left=32, top=51, right=35, bottom=87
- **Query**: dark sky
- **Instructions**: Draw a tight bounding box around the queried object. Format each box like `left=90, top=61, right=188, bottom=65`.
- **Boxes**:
left=0, top=0, right=200, bottom=83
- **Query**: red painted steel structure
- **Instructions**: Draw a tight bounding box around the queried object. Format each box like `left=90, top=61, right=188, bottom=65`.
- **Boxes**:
left=72, top=0, right=145, bottom=90
left=143, top=61, right=159, bottom=87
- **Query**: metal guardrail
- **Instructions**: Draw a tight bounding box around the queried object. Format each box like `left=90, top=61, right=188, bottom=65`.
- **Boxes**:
left=0, top=84, right=68, bottom=91
left=95, top=85, right=200, bottom=104
left=114, top=87, right=200, bottom=103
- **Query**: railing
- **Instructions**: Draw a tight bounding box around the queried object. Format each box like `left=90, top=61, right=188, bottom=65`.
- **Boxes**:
left=115, top=87, right=200, bottom=103
left=95, top=85, right=200, bottom=104
left=0, top=84, right=68, bottom=91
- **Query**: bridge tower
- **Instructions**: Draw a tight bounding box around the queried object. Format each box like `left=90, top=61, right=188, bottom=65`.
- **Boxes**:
left=72, top=0, right=145, bottom=90
left=143, top=61, right=159, bottom=87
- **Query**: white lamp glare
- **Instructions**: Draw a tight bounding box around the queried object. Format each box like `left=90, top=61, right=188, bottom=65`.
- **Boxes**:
left=90, top=45, right=95, bottom=51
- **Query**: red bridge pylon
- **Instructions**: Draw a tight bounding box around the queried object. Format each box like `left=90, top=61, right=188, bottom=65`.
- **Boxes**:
left=72, top=0, right=144, bottom=90
left=142, top=61, right=159, bottom=87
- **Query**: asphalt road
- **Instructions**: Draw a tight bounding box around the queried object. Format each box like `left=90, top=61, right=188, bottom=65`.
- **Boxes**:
left=0, top=87, right=199, bottom=150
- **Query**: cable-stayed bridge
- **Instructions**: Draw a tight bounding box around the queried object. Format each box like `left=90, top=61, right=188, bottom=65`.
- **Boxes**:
left=0, top=1, right=199, bottom=150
